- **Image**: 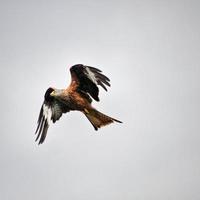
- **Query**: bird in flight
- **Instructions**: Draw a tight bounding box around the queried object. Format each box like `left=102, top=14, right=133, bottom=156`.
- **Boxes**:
left=35, top=64, right=122, bottom=144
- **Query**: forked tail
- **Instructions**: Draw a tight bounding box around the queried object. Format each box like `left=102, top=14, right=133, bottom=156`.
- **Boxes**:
left=84, top=108, right=122, bottom=130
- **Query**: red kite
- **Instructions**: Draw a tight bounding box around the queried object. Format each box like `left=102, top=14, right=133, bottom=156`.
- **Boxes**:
left=35, top=64, right=122, bottom=144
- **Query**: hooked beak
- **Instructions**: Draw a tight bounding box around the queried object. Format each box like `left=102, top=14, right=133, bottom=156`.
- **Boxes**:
left=50, top=91, right=55, bottom=96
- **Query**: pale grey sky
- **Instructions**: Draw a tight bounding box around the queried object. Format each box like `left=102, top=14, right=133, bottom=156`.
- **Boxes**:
left=0, top=0, right=200, bottom=200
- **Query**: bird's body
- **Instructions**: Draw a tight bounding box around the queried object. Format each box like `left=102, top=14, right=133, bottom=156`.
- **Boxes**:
left=35, top=64, right=122, bottom=144
left=52, top=88, right=90, bottom=111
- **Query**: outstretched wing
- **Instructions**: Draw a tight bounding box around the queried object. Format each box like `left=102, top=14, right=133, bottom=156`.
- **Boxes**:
left=35, top=88, right=70, bottom=144
left=70, top=64, right=110, bottom=101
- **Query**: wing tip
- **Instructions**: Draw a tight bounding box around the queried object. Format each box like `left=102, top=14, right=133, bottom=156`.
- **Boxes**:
left=114, top=119, right=123, bottom=123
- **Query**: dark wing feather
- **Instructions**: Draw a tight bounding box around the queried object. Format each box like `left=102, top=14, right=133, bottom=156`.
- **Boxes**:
left=35, top=88, right=70, bottom=144
left=70, top=64, right=111, bottom=101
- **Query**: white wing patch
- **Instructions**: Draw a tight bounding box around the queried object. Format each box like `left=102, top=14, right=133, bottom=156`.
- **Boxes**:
left=43, top=104, right=52, bottom=125
left=85, top=67, right=98, bottom=84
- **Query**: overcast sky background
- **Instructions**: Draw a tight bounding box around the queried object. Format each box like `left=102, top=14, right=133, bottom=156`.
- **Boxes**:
left=0, top=0, right=200, bottom=199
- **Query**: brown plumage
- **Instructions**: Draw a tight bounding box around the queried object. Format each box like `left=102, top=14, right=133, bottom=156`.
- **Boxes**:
left=35, top=64, right=122, bottom=144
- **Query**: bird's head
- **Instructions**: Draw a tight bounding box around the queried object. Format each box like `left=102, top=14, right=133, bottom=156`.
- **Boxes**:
left=44, top=87, right=64, bottom=101
left=44, top=87, right=54, bottom=101
left=50, top=88, right=63, bottom=98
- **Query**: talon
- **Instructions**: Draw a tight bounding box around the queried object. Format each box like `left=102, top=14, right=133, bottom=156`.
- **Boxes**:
left=84, top=108, right=89, bottom=114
